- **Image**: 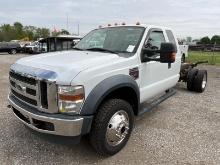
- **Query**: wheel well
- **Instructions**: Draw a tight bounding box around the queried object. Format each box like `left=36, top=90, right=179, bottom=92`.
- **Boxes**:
left=100, top=87, right=139, bottom=115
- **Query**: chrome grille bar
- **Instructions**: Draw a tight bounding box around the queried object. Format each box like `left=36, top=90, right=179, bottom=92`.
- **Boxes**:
left=10, top=84, right=37, bottom=100
left=10, top=77, right=36, bottom=90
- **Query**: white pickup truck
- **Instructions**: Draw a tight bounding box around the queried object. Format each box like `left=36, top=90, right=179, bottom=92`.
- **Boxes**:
left=8, top=24, right=207, bottom=155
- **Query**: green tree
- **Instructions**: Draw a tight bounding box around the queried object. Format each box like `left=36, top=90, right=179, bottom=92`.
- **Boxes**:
left=52, top=29, right=70, bottom=36
left=35, top=28, right=50, bottom=40
left=23, top=26, right=36, bottom=40
left=0, top=24, right=14, bottom=41
left=200, top=36, right=211, bottom=44
left=211, top=35, right=220, bottom=44
left=60, top=29, right=70, bottom=35
left=13, top=22, right=24, bottom=39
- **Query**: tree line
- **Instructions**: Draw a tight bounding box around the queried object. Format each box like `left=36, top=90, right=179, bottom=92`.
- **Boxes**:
left=199, top=35, right=220, bottom=45
left=0, top=22, right=70, bottom=42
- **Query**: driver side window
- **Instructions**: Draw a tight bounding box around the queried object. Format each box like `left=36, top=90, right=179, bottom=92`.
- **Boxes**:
left=145, top=31, right=165, bottom=57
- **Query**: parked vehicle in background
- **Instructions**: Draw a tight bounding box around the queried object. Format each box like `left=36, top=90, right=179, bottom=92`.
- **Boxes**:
left=0, top=42, right=21, bottom=54
left=179, top=44, right=189, bottom=62
left=23, top=41, right=41, bottom=54
left=19, top=41, right=32, bottom=52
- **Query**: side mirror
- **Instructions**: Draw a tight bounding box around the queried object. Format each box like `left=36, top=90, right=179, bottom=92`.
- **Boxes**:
left=160, top=42, right=177, bottom=63
left=141, top=42, right=177, bottom=63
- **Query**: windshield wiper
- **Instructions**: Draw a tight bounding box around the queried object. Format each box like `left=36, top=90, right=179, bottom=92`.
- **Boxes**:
left=85, top=48, right=118, bottom=54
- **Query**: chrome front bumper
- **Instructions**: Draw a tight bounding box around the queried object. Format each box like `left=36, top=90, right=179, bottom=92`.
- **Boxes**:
left=8, top=94, right=84, bottom=137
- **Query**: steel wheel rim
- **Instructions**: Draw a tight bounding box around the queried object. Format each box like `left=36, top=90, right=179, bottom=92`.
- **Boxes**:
left=202, top=74, right=207, bottom=89
left=106, top=110, right=129, bottom=147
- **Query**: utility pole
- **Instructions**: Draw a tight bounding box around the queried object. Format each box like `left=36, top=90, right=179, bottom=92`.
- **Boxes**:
left=77, top=22, right=79, bottom=36
left=66, top=13, right=69, bottom=32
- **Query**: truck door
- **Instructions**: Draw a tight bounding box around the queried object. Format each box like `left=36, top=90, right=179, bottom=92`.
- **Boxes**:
left=139, top=28, right=179, bottom=102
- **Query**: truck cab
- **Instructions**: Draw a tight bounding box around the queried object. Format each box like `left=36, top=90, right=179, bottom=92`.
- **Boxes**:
left=8, top=24, right=181, bottom=155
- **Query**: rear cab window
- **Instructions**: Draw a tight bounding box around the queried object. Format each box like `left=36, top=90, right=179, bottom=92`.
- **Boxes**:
left=166, top=30, right=176, bottom=46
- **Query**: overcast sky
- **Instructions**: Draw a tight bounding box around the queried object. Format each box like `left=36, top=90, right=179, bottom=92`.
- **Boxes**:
left=0, top=0, right=219, bottom=39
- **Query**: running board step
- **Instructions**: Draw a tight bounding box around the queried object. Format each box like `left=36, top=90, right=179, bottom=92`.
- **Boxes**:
left=138, top=89, right=176, bottom=116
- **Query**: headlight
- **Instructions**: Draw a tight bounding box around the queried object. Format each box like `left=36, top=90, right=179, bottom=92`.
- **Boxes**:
left=58, top=85, right=84, bottom=115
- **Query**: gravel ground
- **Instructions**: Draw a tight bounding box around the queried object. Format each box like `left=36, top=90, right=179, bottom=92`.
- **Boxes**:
left=0, top=53, right=219, bottom=165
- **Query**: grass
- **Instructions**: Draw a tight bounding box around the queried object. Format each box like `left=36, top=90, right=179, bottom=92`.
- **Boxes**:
left=186, top=51, right=220, bottom=66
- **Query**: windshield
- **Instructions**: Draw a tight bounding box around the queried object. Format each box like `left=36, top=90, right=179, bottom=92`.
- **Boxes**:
left=74, top=26, right=145, bottom=53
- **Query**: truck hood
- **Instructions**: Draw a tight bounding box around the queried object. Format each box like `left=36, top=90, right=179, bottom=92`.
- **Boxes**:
left=14, top=50, right=122, bottom=85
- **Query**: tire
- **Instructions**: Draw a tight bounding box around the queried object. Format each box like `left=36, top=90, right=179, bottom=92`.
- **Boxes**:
left=89, top=99, right=134, bottom=156
left=10, top=49, right=17, bottom=55
left=193, top=70, right=207, bottom=93
left=181, top=54, right=185, bottom=63
left=187, top=68, right=198, bottom=91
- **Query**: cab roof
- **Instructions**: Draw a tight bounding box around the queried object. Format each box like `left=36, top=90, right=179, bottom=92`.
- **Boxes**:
left=97, top=24, right=172, bottom=31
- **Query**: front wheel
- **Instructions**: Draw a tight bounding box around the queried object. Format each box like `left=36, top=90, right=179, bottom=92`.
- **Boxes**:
left=89, top=99, right=134, bottom=156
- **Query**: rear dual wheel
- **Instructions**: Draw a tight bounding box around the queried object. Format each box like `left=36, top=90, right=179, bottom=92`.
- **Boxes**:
left=193, top=70, right=207, bottom=92
left=187, top=69, right=207, bottom=93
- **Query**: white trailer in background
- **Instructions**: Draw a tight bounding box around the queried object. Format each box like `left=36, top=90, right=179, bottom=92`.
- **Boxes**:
left=179, top=44, right=189, bottom=62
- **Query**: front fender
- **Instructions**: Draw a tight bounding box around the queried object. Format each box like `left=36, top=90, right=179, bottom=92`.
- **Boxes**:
left=80, top=74, right=140, bottom=115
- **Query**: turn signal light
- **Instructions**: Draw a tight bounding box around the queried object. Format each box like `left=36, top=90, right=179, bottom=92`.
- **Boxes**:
left=59, top=93, right=84, bottom=102
left=169, top=52, right=176, bottom=62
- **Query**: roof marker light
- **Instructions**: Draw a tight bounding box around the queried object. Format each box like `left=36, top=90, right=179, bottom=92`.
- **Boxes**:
left=136, top=22, right=140, bottom=25
left=108, top=24, right=111, bottom=27
left=114, top=23, right=118, bottom=26
left=122, top=22, right=126, bottom=25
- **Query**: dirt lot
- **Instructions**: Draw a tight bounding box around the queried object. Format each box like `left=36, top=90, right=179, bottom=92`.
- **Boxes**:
left=0, top=53, right=219, bottom=165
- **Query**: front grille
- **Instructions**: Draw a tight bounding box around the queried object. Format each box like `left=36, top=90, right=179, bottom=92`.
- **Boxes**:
left=10, top=80, right=36, bottom=96
left=10, top=80, right=16, bottom=87
left=10, top=71, right=40, bottom=107
left=26, top=88, right=36, bottom=96
left=10, top=71, right=36, bottom=85
left=9, top=70, right=57, bottom=113
left=11, top=89, right=37, bottom=106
